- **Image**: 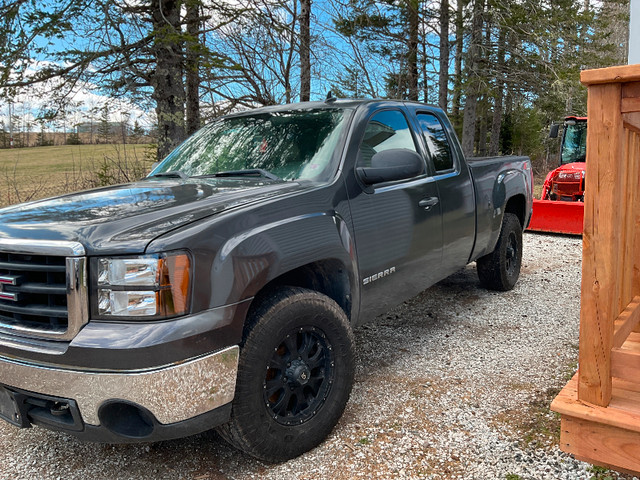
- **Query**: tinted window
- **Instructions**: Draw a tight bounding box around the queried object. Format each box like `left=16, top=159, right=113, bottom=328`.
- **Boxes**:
left=357, top=110, right=417, bottom=167
left=417, top=113, right=453, bottom=172
left=561, top=121, right=587, bottom=165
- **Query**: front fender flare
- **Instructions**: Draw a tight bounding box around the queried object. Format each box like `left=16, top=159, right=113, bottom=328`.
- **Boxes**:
left=211, top=212, right=357, bottom=307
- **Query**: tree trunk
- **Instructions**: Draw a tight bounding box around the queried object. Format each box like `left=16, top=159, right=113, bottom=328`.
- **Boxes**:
left=407, top=0, right=419, bottom=101
left=422, top=36, right=429, bottom=103
left=451, top=0, right=464, bottom=128
left=299, top=0, right=311, bottom=101
left=438, top=0, right=449, bottom=111
left=461, top=0, right=484, bottom=156
left=476, top=12, right=491, bottom=156
left=478, top=97, right=487, bottom=156
left=489, top=27, right=506, bottom=156
left=151, top=0, right=186, bottom=160
left=186, top=0, right=201, bottom=135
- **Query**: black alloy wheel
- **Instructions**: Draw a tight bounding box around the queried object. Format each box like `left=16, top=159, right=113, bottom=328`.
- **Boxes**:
left=264, top=327, right=335, bottom=426
left=477, top=212, right=523, bottom=291
left=217, top=287, right=355, bottom=462
left=505, top=230, right=518, bottom=277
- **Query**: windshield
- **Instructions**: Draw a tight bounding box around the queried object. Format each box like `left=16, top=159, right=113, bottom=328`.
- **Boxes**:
left=561, top=121, right=587, bottom=165
left=150, top=108, right=347, bottom=182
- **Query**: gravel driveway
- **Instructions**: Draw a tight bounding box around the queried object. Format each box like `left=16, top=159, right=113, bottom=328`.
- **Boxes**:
left=0, top=233, right=633, bottom=480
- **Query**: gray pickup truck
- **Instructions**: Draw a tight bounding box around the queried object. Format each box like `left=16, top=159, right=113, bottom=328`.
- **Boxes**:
left=0, top=100, right=532, bottom=461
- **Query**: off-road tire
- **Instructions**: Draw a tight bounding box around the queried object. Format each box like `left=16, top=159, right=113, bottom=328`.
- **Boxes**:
left=476, top=213, right=523, bottom=291
left=217, top=287, right=355, bottom=462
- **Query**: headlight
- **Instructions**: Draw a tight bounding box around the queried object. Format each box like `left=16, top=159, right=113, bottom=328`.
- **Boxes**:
left=95, top=252, right=191, bottom=319
left=557, top=171, right=583, bottom=181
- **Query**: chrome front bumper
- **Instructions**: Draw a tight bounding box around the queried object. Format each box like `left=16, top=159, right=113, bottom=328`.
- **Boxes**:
left=0, top=346, right=239, bottom=426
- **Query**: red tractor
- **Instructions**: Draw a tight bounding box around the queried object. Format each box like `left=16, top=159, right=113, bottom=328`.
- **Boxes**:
left=528, top=116, right=586, bottom=235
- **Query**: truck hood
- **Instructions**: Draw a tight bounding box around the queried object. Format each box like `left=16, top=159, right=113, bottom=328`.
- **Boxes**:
left=0, top=178, right=308, bottom=255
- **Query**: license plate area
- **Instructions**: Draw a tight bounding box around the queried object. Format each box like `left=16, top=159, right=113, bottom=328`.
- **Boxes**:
left=0, top=385, right=28, bottom=427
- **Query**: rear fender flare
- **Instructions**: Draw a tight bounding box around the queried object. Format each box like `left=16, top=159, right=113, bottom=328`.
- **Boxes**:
left=485, top=169, right=529, bottom=255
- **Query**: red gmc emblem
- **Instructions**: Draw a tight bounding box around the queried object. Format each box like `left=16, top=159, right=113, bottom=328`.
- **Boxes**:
left=0, top=276, right=18, bottom=302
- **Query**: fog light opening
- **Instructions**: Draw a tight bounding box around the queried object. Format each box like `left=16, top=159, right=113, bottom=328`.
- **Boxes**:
left=98, top=401, right=155, bottom=438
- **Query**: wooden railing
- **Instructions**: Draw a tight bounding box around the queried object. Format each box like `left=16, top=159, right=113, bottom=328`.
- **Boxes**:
left=551, top=63, right=640, bottom=475
left=578, top=64, right=640, bottom=407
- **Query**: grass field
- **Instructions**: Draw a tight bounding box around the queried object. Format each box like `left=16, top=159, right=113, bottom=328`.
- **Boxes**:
left=0, top=144, right=154, bottom=207
left=0, top=144, right=547, bottom=207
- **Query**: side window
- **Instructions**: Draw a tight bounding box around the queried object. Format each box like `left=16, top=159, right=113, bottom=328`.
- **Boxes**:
left=357, top=110, right=418, bottom=168
left=417, top=113, right=453, bottom=172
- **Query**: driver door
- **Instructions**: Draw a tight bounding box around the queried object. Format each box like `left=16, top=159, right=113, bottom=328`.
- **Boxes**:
left=347, top=109, right=444, bottom=321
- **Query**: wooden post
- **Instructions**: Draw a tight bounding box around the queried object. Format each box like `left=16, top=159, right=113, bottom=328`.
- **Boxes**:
left=633, top=121, right=640, bottom=301
left=577, top=80, right=625, bottom=406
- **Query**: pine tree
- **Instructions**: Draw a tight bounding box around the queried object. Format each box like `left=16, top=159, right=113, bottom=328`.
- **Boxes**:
left=98, top=105, right=111, bottom=144
left=131, top=121, right=145, bottom=143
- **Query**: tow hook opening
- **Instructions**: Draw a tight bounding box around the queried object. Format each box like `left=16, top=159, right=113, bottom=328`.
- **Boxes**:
left=98, top=401, right=155, bottom=438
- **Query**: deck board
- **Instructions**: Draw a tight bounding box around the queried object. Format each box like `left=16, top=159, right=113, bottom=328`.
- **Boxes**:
left=552, top=374, right=640, bottom=434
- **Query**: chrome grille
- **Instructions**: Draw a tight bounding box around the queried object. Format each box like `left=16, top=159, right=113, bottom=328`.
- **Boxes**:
left=0, top=252, right=68, bottom=333
left=0, top=240, right=88, bottom=341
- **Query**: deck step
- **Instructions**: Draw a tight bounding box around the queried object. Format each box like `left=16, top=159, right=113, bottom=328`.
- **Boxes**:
left=552, top=374, right=640, bottom=473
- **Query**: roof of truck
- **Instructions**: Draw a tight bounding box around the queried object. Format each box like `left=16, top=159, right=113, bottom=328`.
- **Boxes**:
left=222, top=99, right=441, bottom=118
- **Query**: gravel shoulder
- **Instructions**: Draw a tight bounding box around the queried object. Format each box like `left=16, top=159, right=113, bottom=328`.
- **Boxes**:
left=0, top=233, right=635, bottom=480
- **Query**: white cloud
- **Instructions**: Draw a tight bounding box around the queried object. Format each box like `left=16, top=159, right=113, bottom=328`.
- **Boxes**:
left=1, top=59, right=155, bottom=131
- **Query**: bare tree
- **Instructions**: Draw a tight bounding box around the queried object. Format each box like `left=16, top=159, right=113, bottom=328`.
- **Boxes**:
left=438, top=0, right=450, bottom=111
left=461, top=0, right=484, bottom=156
left=299, top=0, right=312, bottom=101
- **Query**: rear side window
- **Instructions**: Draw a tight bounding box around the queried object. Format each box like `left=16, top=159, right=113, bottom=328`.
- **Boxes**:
left=417, top=113, right=453, bottom=172
left=357, top=110, right=417, bottom=167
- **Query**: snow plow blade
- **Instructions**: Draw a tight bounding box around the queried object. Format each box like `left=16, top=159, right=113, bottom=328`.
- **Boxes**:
left=527, top=199, right=584, bottom=235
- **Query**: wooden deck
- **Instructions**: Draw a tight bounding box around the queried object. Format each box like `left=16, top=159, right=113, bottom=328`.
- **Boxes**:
left=550, top=63, right=640, bottom=475
left=552, top=329, right=640, bottom=474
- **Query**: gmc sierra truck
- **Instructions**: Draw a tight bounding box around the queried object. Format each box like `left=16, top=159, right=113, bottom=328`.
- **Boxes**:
left=0, top=100, right=533, bottom=461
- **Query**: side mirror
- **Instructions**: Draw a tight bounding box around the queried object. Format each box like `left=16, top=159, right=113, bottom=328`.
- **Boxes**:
left=549, top=124, right=560, bottom=139
left=356, top=149, right=424, bottom=185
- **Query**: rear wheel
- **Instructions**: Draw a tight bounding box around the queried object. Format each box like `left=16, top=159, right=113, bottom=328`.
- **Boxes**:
left=477, top=213, right=523, bottom=291
left=217, top=287, right=355, bottom=462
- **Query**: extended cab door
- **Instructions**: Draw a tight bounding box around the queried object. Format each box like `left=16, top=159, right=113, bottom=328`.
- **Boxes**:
left=347, top=108, right=444, bottom=321
left=413, top=109, right=476, bottom=275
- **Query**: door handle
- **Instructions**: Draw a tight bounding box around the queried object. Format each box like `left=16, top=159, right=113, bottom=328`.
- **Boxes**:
left=419, top=197, right=439, bottom=210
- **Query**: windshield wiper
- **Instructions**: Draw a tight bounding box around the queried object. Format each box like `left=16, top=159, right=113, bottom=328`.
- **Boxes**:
left=147, top=171, right=189, bottom=179
left=194, top=169, right=281, bottom=181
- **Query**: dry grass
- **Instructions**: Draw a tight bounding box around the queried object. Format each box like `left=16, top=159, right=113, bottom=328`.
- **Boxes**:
left=0, top=144, right=155, bottom=207
left=493, top=386, right=562, bottom=450
left=533, top=172, right=546, bottom=199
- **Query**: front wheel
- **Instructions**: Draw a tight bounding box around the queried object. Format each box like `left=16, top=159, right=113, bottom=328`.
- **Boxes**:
left=217, top=287, right=355, bottom=462
left=476, top=212, right=523, bottom=291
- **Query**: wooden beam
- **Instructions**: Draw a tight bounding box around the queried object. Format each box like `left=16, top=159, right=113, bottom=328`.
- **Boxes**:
left=633, top=131, right=640, bottom=299
left=622, top=82, right=640, bottom=114
left=623, top=82, right=640, bottom=99
left=560, top=416, right=640, bottom=474
left=612, top=349, right=640, bottom=384
left=619, top=131, right=636, bottom=312
left=620, top=332, right=640, bottom=352
left=614, top=297, right=640, bottom=347
left=624, top=113, right=640, bottom=134
left=622, top=98, right=640, bottom=114
left=581, top=65, right=640, bottom=86
left=579, top=82, right=625, bottom=406
left=610, top=383, right=640, bottom=412
left=552, top=374, right=640, bottom=434
left=613, top=378, right=640, bottom=395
